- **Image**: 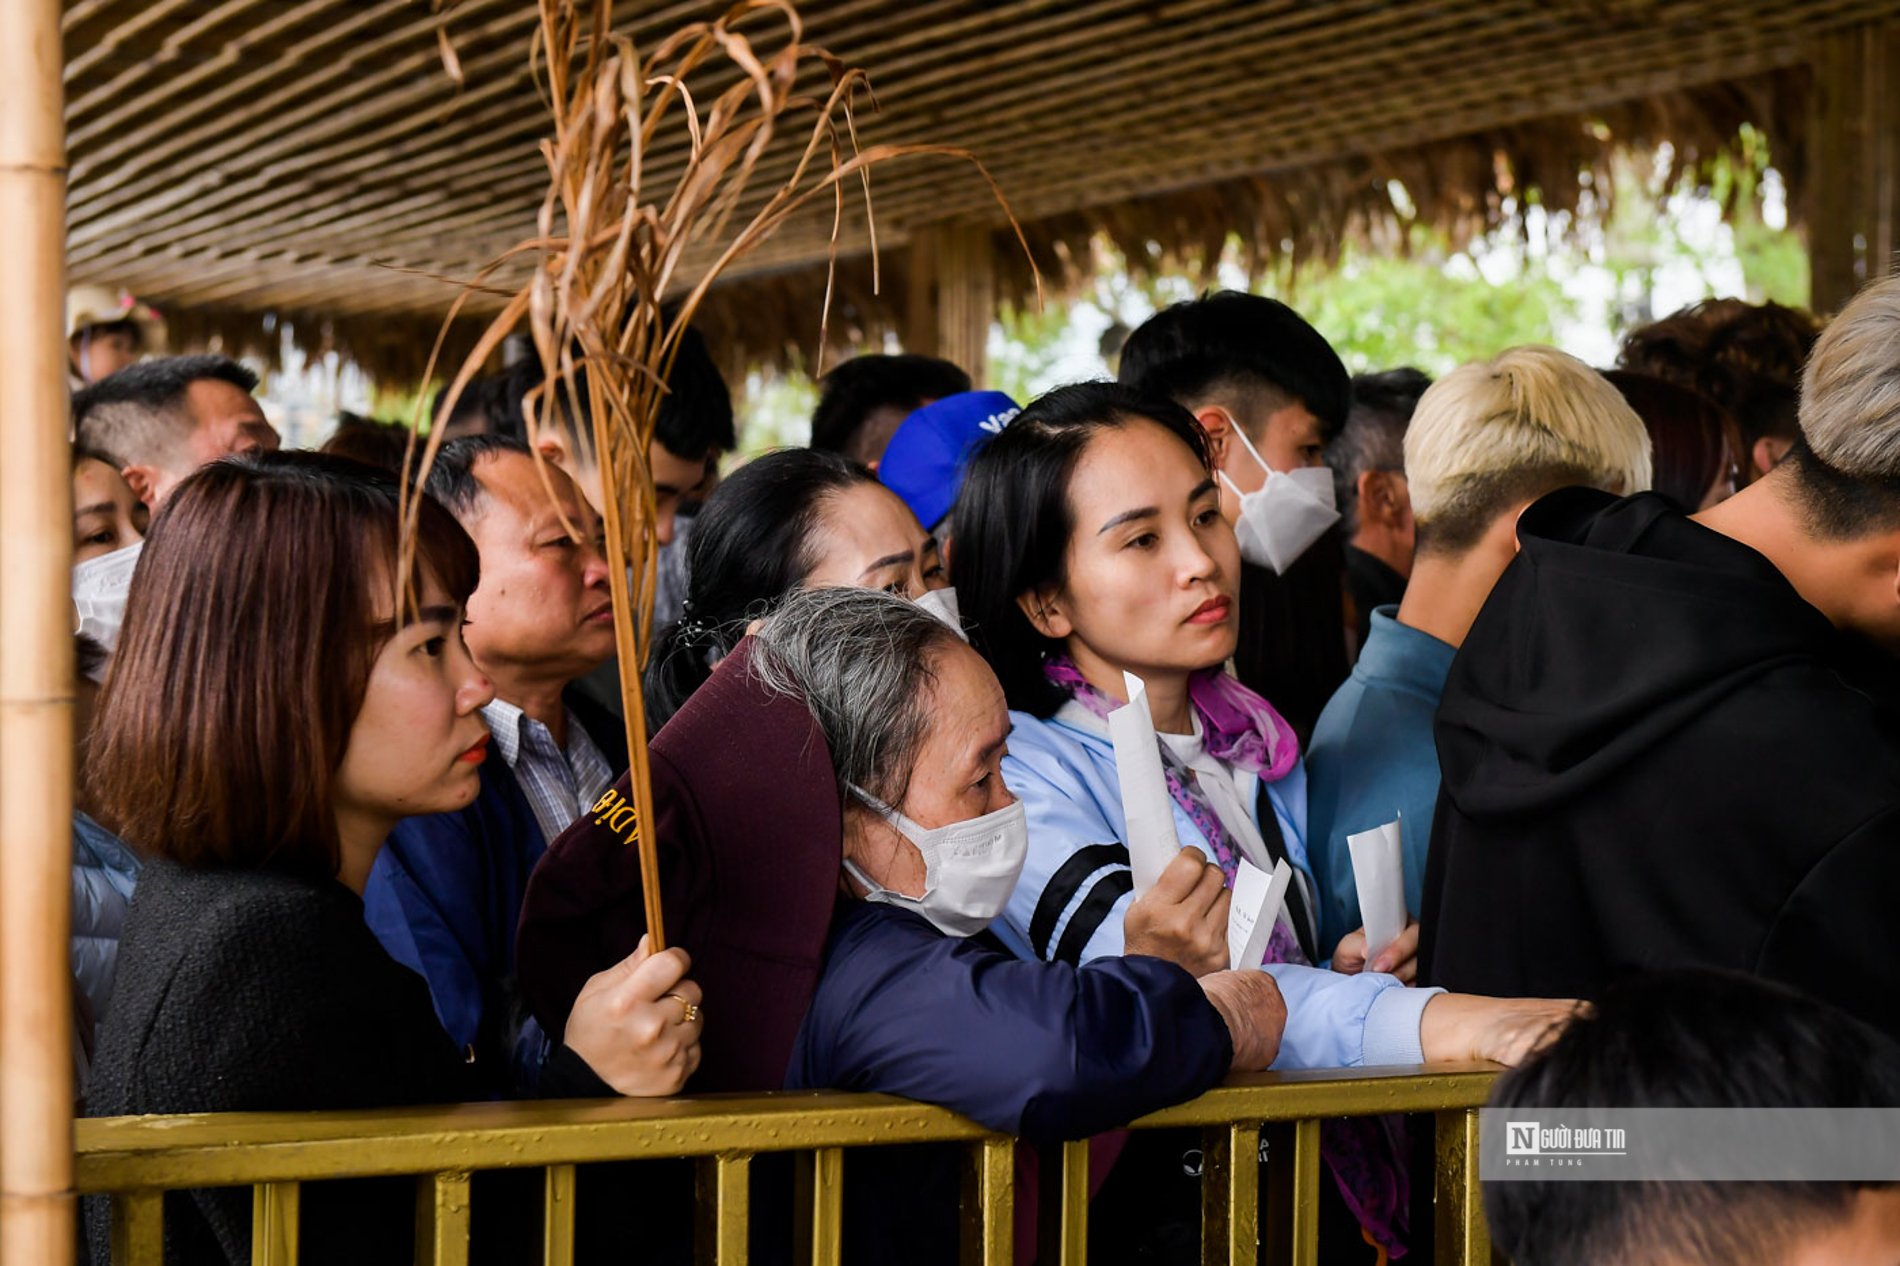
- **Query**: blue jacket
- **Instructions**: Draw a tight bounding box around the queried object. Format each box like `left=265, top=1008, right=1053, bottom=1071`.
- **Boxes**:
left=999, top=708, right=1440, bottom=1070
left=787, top=901, right=1231, bottom=1142
left=1306, top=606, right=1458, bottom=955
left=72, top=812, right=142, bottom=1048
left=364, top=692, right=626, bottom=1096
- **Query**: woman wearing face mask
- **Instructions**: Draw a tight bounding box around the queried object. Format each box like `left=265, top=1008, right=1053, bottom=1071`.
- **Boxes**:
left=644, top=447, right=956, bottom=729
left=68, top=447, right=149, bottom=1093
left=521, top=588, right=1306, bottom=1260
left=949, top=383, right=1578, bottom=1259
left=84, top=454, right=704, bottom=1266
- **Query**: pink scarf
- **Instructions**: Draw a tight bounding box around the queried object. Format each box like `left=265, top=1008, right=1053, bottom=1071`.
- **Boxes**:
left=1043, top=657, right=1300, bottom=782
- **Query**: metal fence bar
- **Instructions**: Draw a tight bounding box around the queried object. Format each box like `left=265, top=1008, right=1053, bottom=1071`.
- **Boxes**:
left=77, top=1068, right=1500, bottom=1266
left=1200, top=1121, right=1260, bottom=1266
left=1036, top=1138, right=1089, bottom=1266
left=542, top=1163, right=576, bottom=1266
left=250, top=1181, right=300, bottom=1266
left=77, top=1095, right=996, bottom=1191
left=416, top=1170, right=471, bottom=1266
left=1435, top=1108, right=1491, bottom=1266
left=694, top=1154, right=751, bottom=1266
left=803, top=1148, right=843, bottom=1266
left=109, top=1189, right=163, bottom=1265
left=1262, top=1119, right=1322, bottom=1266
left=959, top=1136, right=1014, bottom=1266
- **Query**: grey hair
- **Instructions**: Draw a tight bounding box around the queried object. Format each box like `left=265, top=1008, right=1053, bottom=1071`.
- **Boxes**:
left=749, top=585, right=963, bottom=809
left=1328, top=368, right=1431, bottom=533
left=1801, top=275, right=1900, bottom=479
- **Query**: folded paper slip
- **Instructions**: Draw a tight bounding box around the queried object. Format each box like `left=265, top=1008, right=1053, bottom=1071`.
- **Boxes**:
left=1346, top=816, right=1406, bottom=963
left=1109, top=670, right=1183, bottom=895
left=1227, top=857, right=1292, bottom=972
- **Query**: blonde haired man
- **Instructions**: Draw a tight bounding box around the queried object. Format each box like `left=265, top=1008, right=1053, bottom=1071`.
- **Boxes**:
left=1421, top=277, right=1900, bottom=1043
left=1306, top=347, right=1650, bottom=961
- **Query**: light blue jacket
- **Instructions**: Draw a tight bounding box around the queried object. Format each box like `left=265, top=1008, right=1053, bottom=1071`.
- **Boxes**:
left=998, top=708, right=1440, bottom=1070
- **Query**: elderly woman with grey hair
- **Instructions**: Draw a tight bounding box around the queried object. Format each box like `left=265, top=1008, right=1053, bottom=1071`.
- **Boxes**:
left=522, top=584, right=1285, bottom=1144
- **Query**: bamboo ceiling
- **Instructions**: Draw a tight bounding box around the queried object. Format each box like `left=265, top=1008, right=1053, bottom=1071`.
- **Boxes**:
left=59, top=0, right=1888, bottom=378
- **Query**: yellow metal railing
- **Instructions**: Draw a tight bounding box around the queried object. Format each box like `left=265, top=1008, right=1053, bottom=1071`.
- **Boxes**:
left=77, top=1063, right=1499, bottom=1266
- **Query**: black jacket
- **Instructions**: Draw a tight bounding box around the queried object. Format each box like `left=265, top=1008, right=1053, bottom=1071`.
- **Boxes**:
left=85, top=861, right=592, bottom=1264
left=1235, top=529, right=1351, bottom=745
left=1420, top=490, right=1900, bottom=1039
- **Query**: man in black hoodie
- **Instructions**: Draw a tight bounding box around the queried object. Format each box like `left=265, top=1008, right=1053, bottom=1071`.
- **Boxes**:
left=1422, top=275, right=1900, bottom=1040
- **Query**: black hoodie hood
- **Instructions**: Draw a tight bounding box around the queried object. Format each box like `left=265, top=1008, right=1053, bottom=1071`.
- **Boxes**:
left=1435, top=488, right=1840, bottom=819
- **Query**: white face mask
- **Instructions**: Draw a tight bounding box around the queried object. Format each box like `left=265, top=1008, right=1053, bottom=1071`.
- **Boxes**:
left=912, top=586, right=967, bottom=641
left=1217, top=421, right=1340, bottom=575
left=72, top=541, right=143, bottom=664
left=843, top=786, right=1029, bottom=937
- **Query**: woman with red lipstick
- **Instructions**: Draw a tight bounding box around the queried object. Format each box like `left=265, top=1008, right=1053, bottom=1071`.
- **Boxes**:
left=83, top=453, right=703, bottom=1266
left=951, top=383, right=1559, bottom=1261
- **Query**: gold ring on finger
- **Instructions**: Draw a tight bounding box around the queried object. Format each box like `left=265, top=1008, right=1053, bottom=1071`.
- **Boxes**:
left=665, top=992, right=701, bottom=1025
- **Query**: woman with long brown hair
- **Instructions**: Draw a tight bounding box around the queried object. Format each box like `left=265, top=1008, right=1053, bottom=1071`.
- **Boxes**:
left=84, top=452, right=701, bottom=1265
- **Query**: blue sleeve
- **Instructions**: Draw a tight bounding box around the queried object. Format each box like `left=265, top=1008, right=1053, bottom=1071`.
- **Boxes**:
left=999, top=723, right=1139, bottom=966
left=1264, top=963, right=1442, bottom=1069
left=793, top=907, right=1232, bottom=1144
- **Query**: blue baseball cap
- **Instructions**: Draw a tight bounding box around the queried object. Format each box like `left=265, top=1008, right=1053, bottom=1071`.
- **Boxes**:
left=878, top=390, right=1020, bottom=530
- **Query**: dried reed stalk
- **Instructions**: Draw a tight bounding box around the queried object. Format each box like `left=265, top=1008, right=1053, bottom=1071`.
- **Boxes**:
left=400, top=0, right=1033, bottom=950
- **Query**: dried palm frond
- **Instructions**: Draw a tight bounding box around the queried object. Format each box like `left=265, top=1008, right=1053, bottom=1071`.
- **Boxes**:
left=398, top=0, right=1033, bottom=948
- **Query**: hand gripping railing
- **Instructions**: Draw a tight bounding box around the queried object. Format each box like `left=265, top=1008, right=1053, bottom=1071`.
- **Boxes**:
left=77, top=1063, right=1498, bottom=1266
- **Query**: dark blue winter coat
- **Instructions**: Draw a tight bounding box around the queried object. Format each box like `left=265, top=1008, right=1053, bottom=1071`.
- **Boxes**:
left=787, top=901, right=1232, bottom=1143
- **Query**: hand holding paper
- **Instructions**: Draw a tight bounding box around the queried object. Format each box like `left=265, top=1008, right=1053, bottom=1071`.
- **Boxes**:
left=1109, top=670, right=1182, bottom=895
left=1226, top=857, right=1292, bottom=972
left=1347, top=816, right=1408, bottom=967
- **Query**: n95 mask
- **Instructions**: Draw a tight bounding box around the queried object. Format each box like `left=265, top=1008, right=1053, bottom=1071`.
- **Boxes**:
left=842, top=787, right=1028, bottom=937
left=1218, top=423, right=1340, bottom=575
left=72, top=541, right=143, bottom=666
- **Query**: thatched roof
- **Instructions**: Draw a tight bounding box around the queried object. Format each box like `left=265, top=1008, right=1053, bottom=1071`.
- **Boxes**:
left=58, top=1, right=1879, bottom=379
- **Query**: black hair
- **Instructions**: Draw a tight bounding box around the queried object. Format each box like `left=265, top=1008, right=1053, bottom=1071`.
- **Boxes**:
left=809, top=354, right=972, bottom=459
left=655, top=324, right=736, bottom=462
left=1331, top=367, right=1432, bottom=532
left=72, top=355, right=260, bottom=469
left=319, top=413, right=414, bottom=475
left=501, top=325, right=734, bottom=463
left=1602, top=370, right=1741, bottom=514
left=72, top=318, right=143, bottom=347
left=644, top=448, right=878, bottom=729
left=1786, top=437, right=1900, bottom=541
left=1116, top=290, right=1351, bottom=443
left=948, top=381, right=1209, bottom=719
left=1486, top=969, right=1900, bottom=1266
left=430, top=376, right=508, bottom=439
left=421, top=433, right=534, bottom=519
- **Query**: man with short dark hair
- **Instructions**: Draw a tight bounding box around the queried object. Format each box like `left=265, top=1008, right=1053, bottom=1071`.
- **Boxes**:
left=364, top=435, right=628, bottom=1092
left=1118, top=291, right=1351, bottom=738
left=1331, top=368, right=1430, bottom=647
left=509, top=324, right=735, bottom=546
left=1422, top=276, right=1900, bottom=1040
left=1486, top=970, right=1900, bottom=1266
left=72, top=354, right=279, bottom=510
left=809, top=352, right=971, bottom=468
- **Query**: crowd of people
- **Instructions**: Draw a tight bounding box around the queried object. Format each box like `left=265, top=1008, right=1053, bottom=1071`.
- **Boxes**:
left=58, top=272, right=1900, bottom=1265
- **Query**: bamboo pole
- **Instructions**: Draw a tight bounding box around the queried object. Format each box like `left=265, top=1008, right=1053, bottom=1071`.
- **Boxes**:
left=0, top=0, right=76, bottom=1263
